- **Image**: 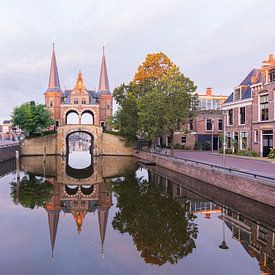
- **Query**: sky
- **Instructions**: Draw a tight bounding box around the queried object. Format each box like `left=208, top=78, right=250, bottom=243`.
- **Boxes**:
left=0, top=0, right=275, bottom=121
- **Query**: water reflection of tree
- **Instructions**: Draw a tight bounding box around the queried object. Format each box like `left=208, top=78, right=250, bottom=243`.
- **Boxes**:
left=10, top=174, right=53, bottom=209
left=112, top=172, right=198, bottom=266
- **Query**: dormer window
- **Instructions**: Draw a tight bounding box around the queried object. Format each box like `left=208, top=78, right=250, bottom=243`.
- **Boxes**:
left=269, top=68, right=275, bottom=83
left=234, top=88, right=241, bottom=100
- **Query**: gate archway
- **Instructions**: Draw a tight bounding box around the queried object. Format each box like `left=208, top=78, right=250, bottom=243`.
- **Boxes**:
left=66, top=110, right=79, bottom=125
left=81, top=110, right=94, bottom=125
left=66, top=131, right=94, bottom=179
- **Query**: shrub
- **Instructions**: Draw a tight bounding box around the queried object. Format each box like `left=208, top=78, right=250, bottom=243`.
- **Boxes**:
left=174, top=143, right=181, bottom=149
left=268, top=149, right=275, bottom=159
left=237, top=150, right=258, bottom=157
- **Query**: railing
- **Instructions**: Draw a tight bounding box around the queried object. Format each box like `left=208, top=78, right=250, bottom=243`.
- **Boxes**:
left=140, top=148, right=275, bottom=184
left=0, top=143, right=20, bottom=162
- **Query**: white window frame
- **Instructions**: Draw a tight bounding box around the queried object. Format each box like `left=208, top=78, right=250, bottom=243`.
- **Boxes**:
left=254, top=129, right=259, bottom=144
left=217, top=118, right=223, bottom=132
left=227, top=109, right=234, bottom=126
left=238, top=106, right=246, bottom=125
left=258, top=92, right=269, bottom=122
left=205, top=118, right=214, bottom=132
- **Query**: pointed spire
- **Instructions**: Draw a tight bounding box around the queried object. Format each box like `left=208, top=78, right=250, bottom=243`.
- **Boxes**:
left=47, top=43, right=62, bottom=93
left=98, top=207, right=109, bottom=256
left=98, top=46, right=110, bottom=95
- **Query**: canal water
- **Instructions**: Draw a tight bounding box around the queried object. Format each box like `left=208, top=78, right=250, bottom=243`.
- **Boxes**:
left=0, top=134, right=274, bottom=275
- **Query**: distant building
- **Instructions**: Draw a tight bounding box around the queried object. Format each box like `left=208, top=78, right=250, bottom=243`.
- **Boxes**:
left=168, top=88, right=228, bottom=150
left=44, top=45, right=112, bottom=129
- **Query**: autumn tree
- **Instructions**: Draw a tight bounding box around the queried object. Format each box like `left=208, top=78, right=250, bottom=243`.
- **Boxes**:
left=111, top=52, right=198, bottom=151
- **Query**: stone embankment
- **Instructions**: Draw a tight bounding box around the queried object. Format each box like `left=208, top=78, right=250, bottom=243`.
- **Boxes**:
left=135, top=151, right=275, bottom=207
left=0, top=142, right=20, bottom=162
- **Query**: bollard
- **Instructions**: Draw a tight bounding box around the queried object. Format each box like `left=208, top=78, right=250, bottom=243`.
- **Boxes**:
left=43, top=146, right=46, bottom=163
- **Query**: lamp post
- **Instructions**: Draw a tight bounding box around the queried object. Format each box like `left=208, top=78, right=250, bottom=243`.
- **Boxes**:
left=222, top=111, right=226, bottom=167
left=211, top=118, right=214, bottom=154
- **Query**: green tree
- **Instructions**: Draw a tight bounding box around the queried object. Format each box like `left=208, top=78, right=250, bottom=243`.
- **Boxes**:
left=111, top=53, right=198, bottom=152
left=12, top=101, right=54, bottom=136
left=112, top=171, right=198, bottom=265
left=10, top=174, right=53, bottom=209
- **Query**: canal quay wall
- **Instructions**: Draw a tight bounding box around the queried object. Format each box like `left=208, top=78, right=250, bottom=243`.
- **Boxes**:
left=135, top=151, right=275, bottom=207
left=0, top=143, right=20, bottom=162
left=20, top=125, right=133, bottom=157
left=145, top=164, right=275, bottom=228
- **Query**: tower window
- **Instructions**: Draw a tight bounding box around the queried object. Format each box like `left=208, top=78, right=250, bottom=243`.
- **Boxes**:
left=74, top=97, right=78, bottom=104
left=82, top=98, right=86, bottom=104
left=50, top=101, right=53, bottom=107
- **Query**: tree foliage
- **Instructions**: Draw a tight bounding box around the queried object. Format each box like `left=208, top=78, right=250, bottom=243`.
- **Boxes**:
left=10, top=174, right=53, bottom=209
left=12, top=101, right=54, bottom=136
left=111, top=52, right=198, bottom=150
left=112, top=170, right=198, bottom=265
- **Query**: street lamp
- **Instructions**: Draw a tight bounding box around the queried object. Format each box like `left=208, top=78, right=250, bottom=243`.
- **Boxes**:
left=222, top=111, right=226, bottom=167
left=211, top=118, right=215, bottom=154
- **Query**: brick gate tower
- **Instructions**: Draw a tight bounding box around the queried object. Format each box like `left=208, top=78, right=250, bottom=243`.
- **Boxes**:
left=44, top=45, right=113, bottom=129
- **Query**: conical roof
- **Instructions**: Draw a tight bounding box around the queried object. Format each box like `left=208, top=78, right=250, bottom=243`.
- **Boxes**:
left=46, top=44, right=62, bottom=93
left=98, top=47, right=110, bottom=95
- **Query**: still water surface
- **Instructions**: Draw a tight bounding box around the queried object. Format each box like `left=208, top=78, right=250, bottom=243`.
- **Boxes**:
left=0, top=152, right=274, bottom=275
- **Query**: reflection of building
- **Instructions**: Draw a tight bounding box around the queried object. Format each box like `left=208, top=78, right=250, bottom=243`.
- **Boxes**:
left=44, top=45, right=112, bottom=128
left=149, top=170, right=221, bottom=218
left=44, top=178, right=112, bottom=257
left=68, top=132, right=92, bottom=153
left=223, top=207, right=275, bottom=274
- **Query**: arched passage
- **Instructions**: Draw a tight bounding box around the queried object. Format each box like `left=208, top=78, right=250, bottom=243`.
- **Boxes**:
left=66, top=131, right=94, bottom=179
left=66, top=110, right=79, bottom=125
left=81, top=110, right=94, bottom=125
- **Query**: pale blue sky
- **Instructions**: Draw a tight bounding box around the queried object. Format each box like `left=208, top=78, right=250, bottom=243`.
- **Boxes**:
left=1, top=0, right=275, bottom=121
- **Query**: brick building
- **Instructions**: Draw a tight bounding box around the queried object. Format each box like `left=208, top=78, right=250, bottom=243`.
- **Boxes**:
left=251, top=54, right=275, bottom=157
left=222, top=54, right=275, bottom=156
left=170, top=88, right=227, bottom=150
left=44, top=45, right=112, bottom=129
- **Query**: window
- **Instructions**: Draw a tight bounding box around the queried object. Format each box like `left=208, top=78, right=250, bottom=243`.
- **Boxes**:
left=50, top=101, right=53, bottom=107
left=235, top=88, right=241, bottom=100
left=74, top=97, right=78, bottom=104
left=257, top=225, right=268, bottom=243
left=254, top=130, right=258, bottom=143
left=199, top=98, right=207, bottom=109
left=269, top=68, right=275, bottom=82
left=206, top=100, right=211, bottom=110
left=189, top=119, right=194, bottom=131
left=239, top=107, right=246, bottom=125
left=206, top=119, right=213, bottom=131
left=218, top=119, right=223, bottom=131
left=100, top=121, right=105, bottom=127
left=227, top=132, right=232, bottom=148
left=228, top=109, right=233, bottom=125
left=260, top=95, right=269, bottom=121
left=82, top=98, right=86, bottom=104
left=181, top=136, right=186, bottom=144
left=241, top=132, right=248, bottom=150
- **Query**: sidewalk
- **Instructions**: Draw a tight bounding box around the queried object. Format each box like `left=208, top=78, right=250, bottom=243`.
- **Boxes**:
left=174, top=150, right=275, bottom=178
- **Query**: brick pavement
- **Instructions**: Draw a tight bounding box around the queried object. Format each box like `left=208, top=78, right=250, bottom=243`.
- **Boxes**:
left=174, top=150, right=275, bottom=178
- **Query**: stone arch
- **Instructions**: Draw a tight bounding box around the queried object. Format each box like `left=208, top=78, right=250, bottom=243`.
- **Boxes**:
left=66, top=110, right=79, bottom=125
left=65, top=130, right=94, bottom=179
left=81, top=110, right=94, bottom=125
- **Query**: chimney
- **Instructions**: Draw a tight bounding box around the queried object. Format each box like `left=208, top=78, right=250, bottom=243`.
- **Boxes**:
left=206, top=88, right=213, bottom=96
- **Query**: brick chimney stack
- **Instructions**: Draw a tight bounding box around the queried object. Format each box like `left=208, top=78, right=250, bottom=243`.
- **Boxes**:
left=206, top=87, right=213, bottom=96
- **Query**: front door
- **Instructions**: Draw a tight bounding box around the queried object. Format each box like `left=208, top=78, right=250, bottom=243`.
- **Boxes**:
left=262, top=130, right=273, bottom=157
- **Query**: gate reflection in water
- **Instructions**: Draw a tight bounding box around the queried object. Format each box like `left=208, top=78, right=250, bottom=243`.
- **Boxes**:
left=1, top=155, right=274, bottom=275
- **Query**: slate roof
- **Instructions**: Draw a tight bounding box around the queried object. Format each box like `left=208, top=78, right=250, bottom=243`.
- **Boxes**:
left=224, top=69, right=262, bottom=104
left=61, top=90, right=99, bottom=105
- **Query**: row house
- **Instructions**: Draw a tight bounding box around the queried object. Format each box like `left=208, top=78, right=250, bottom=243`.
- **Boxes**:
left=222, top=54, right=275, bottom=157
left=252, top=54, right=275, bottom=157
left=171, top=88, right=227, bottom=149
